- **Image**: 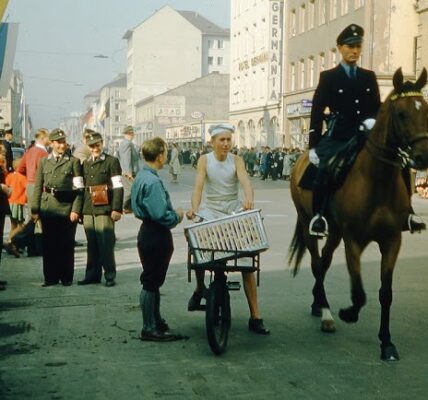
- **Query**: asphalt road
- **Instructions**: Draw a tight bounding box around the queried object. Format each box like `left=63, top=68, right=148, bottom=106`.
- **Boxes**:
left=1, top=165, right=428, bottom=400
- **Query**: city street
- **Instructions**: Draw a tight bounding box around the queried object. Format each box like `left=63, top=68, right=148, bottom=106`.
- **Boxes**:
left=1, top=165, right=428, bottom=400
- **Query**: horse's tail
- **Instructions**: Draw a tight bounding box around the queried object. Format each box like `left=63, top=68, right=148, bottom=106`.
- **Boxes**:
left=288, top=219, right=307, bottom=276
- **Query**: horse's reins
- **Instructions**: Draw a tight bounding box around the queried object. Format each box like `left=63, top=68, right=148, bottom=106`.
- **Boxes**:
left=366, top=91, right=428, bottom=168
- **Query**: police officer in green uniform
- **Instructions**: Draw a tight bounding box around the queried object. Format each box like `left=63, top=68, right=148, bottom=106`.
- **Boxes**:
left=78, top=132, right=124, bottom=287
left=32, top=129, right=84, bottom=286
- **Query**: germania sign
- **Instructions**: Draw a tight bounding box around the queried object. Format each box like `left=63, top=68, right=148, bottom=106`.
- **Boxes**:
left=268, top=1, right=283, bottom=104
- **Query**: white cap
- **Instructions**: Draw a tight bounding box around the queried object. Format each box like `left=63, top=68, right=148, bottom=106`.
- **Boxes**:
left=208, top=123, right=235, bottom=137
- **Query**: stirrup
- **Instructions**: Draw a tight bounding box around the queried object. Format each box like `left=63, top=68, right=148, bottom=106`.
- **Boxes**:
left=309, top=215, right=329, bottom=238
left=408, top=213, right=426, bottom=234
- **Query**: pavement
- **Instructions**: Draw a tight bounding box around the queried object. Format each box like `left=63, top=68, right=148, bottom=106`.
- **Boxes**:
left=1, top=166, right=428, bottom=400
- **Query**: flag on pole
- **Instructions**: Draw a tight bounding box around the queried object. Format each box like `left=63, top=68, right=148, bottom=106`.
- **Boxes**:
left=0, top=22, right=18, bottom=97
left=0, top=0, right=10, bottom=22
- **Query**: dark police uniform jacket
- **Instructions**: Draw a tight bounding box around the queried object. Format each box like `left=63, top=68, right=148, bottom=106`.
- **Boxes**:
left=309, top=64, right=381, bottom=149
left=82, top=153, right=123, bottom=215
left=31, top=154, right=83, bottom=218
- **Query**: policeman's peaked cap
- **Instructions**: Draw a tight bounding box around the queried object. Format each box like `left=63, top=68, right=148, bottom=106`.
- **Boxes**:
left=49, top=128, right=66, bottom=141
left=86, top=132, right=103, bottom=145
left=337, top=24, right=364, bottom=46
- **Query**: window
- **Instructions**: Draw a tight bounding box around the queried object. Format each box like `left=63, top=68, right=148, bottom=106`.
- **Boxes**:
left=341, top=0, right=348, bottom=15
left=290, top=63, right=296, bottom=91
left=308, top=57, right=315, bottom=87
left=290, top=9, right=297, bottom=37
left=319, top=52, right=326, bottom=72
left=115, top=90, right=120, bottom=97
left=114, top=102, right=120, bottom=110
left=354, top=0, right=364, bottom=8
left=299, top=5, right=306, bottom=34
left=318, top=0, right=326, bottom=25
left=208, top=56, right=214, bottom=65
left=217, top=56, right=224, bottom=66
left=114, top=115, right=120, bottom=122
left=330, top=0, right=338, bottom=20
left=308, top=1, right=315, bottom=30
left=299, top=59, right=305, bottom=89
left=217, top=39, right=224, bottom=49
left=208, top=40, right=213, bottom=49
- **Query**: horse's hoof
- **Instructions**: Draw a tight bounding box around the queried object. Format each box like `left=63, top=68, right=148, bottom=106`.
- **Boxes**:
left=339, top=307, right=359, bottom=323
left=381, top=344, right=400, bottom=361
left=320, top=320, right=336, bottom=333
left=311, top=304, right=322, bottom=317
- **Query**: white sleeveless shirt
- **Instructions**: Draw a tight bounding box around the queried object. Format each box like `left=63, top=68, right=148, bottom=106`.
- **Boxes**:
left=199, top=152, right=241, bottom=220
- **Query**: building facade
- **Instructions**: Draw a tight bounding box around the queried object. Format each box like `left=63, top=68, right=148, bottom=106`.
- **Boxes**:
left=124, top=5, right=230, bottom=126
left=283, top=0, right=419, bottom=148
left=135, top=72, right=229, bottom=146
left=97, top=74, right=127, bottom=148
left=230, top=0, right=284, bottom=149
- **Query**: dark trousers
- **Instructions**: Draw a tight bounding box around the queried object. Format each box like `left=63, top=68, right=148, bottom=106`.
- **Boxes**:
left=83, top=215, right=116, bottom=282
left=41, top=217, right=77, bottom=284
left=0, top=213, right=5, bottom=265
left=137, top=220, right=173, bottom=292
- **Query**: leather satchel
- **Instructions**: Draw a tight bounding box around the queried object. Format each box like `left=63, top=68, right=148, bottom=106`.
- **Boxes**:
left=89, top=184, right=109, bottom=206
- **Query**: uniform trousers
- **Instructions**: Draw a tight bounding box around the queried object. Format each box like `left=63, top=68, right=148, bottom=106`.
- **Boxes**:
left=137, top=219, right=173, bottom=292
left=83, top=215, right=116, bottom=282
left=41, top=217, right=77, bottom=284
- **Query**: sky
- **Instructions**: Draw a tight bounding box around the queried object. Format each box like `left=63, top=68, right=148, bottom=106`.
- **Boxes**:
left=5, top=0, right=230, bottom=129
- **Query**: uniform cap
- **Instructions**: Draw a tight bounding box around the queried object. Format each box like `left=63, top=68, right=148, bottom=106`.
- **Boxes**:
left=208, top=123, right=235, bottom=137
left=337, top=24, right=364, bottom=46
left=86, top=132, right=103, bottom=145
left=49, top=128, right=66, bottom=141
left=123, top=125, right=134, bottom=135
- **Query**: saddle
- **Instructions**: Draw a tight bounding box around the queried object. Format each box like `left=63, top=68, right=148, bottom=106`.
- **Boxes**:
left=299, top=132, right=368, bottom=191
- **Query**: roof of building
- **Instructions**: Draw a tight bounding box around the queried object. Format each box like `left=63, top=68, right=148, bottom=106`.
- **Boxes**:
left=123, top=5, right=229, bottom=39
left=101, top=74, right=127, bottom=90
left=84, top=90, right=100, bottom=99
left=135, top=72, right=229, bottom=107
left=176, top=10, right=229, bottom=36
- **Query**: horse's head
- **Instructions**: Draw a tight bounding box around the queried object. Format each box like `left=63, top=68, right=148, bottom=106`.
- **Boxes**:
left=389, top=68, right=428, bottom=169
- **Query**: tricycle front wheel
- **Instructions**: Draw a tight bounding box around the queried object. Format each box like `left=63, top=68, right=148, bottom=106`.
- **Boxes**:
left=205, top=278, right=231, bottom=355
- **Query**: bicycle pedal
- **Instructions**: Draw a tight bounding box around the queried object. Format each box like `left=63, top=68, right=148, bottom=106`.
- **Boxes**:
left=227, top=281, right=241, bottom=291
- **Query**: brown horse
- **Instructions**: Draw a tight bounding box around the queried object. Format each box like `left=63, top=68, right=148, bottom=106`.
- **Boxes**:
left=289, top=68, right=428, bottom=361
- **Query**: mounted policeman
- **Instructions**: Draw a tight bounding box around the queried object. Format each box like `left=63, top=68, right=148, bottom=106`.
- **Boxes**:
left=308, top=23, right=426, bottom=237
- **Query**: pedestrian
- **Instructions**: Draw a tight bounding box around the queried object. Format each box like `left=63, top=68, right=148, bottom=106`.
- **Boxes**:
left=78, top=132, right=124, bottom=287
left=169, top=143, right=180, bottom=183
left=131, top=137, right=184, bottom=341
left=186, top=124, right=270, bottom=335
left=3, top=128, right=14, bottom=172
left=16, top=128, right=49, bottom=209
left=0, top=141, right=11, bottom=290
left=31, top=129, right=84, bottom=287
left=116, top=126, right=140, bottom=213
left=4, top=158, right=27, bottom=257
left=73, top=128, right=94, bottom=164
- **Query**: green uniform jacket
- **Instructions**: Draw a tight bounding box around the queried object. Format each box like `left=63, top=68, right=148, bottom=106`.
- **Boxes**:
left=32, top=154, right=83, bottom=217
left=82, top=153, right=124, bottom=215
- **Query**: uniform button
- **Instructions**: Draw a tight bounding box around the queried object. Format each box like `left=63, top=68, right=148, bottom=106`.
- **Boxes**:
left=355, top=99, right=359, bottom=103
left=338, top=89, right=343, bottom=93
left=91, top=175, right=94, bottom=178
left=356, top=110, right=361, bottom=114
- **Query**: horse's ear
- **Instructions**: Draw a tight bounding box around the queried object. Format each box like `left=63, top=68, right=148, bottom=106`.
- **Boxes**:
left=393, top=68, right=403, bottom=91
left=415, top=68, right=427, bottom=91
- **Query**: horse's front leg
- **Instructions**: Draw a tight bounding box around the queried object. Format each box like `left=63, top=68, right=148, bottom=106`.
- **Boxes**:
left=378, top=235, right=401, bottom=361
left=339, top=239, right=366, bottom=323
left=308, top=230, right=342, bottom=333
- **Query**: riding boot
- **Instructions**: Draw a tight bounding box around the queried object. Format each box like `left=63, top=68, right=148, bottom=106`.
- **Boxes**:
left=309, top=181, right=329, bottom=237
left=140, top=289, right=156, bottom=332
left=154, top=290, right=169, bottom=332
left=402, top=168, right=426, bottom=233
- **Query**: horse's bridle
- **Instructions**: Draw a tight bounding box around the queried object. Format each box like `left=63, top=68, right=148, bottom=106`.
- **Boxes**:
left=366, top=91, right=428, bottom=168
